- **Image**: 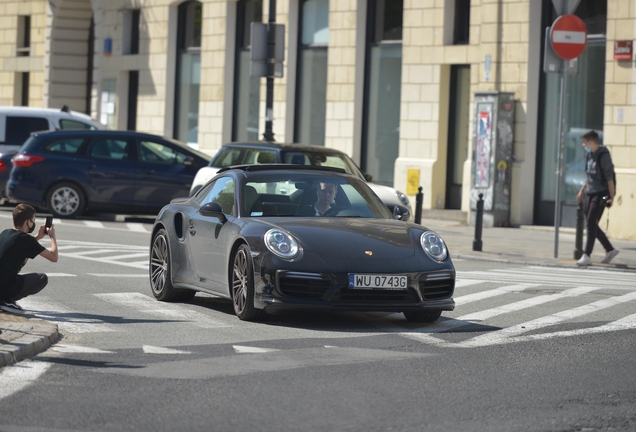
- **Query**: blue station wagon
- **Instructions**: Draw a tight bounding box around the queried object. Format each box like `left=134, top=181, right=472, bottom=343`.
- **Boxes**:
left=7, top=130, right=211, bottom=218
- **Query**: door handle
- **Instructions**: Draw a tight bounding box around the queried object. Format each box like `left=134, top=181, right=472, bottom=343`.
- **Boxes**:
left=146, top=170, right=155, bottom=174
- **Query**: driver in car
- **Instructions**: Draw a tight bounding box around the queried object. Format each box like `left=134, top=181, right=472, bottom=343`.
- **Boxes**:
left=314, top=182, right=338, bottom=216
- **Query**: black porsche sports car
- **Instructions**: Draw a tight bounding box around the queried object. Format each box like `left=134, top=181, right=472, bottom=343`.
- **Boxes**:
left=149, top=165, right=455, bottom=322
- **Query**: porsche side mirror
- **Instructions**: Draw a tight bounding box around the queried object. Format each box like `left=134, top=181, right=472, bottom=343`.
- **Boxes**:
left=200, top=202, right=226, bottom=222
left=393, top=205, right=410, bottom=222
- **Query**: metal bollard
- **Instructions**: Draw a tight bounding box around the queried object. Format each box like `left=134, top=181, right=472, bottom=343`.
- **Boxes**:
left=573, top=201, right=584, bottom=260
left=414, top=186, right=423, bottom=225
left=473, top=193, right=484, bottom=251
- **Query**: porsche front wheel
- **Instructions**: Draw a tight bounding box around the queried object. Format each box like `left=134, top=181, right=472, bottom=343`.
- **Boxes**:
left=231, top=245, right=264, bottom=321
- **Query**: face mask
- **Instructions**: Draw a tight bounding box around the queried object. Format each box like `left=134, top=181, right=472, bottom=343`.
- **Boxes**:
left=27, top=220, right=36, bottom=234
left=584, top=146, right=591, bottom=154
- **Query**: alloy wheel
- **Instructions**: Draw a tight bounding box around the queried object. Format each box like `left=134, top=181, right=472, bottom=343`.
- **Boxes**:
left=232, top=249, right=248, bottom=315
left=51, top=186, right=80, bottom=216
left=150, top=234, right=168, bottom=295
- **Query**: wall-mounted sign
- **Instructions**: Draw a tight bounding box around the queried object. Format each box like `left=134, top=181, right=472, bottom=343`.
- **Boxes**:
left=104, top=38, right=112, bottom=56
left=614, top=40, right=633, bottom=61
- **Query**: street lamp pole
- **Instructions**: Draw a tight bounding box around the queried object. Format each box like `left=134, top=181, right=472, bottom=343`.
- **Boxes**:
left=262, top=0, right=276, bottom=142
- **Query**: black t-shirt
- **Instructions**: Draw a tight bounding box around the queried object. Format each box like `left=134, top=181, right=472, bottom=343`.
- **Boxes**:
left=0, top=229, right=45, bottom=299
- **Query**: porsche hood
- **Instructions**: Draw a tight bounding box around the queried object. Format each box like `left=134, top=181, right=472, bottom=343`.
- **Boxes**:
left=272, top=218, right=419, bottom=259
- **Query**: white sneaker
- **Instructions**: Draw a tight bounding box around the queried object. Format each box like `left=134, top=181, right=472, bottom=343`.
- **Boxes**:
left=576, top=254, right=591, bottom=266
left=0, top=300, right=28, bottom=315
left=601, top=249, right=619, bottom=264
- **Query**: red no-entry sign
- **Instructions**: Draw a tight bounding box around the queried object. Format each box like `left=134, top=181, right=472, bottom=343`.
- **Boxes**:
left=550, top=14, right=587, bottom=60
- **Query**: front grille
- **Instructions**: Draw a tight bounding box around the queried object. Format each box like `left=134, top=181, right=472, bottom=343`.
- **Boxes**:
left=419, top=273, right=454, bottom=300
left=278, top=276, right=330, bottom=299
left=338, top=288, right=419, bottom=303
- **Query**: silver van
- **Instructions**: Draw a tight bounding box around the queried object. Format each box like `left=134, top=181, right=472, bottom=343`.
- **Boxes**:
left=0, top=106, right=105, bottom=153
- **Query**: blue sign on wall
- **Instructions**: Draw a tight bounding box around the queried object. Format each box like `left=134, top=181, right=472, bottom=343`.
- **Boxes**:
left=104, top=38, right=112, bottom=56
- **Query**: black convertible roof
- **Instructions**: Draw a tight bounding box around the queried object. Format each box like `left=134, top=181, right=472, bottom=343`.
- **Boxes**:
left=217, top=163, right=347, bottom=174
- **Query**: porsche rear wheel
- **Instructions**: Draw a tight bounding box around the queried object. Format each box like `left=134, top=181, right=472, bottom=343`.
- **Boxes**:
left=150, top=229, right=193, bottom=302
left=231, top=245, right=264, bottom=321
left=403, top=310, right=442, bottom=323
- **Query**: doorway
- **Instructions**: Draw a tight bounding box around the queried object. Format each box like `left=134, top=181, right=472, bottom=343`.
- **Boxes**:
left=446, top=65, right=470, bottom=209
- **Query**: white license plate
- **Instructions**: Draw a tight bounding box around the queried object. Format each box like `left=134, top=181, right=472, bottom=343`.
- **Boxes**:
left=348, top=274, right=408, bottom=290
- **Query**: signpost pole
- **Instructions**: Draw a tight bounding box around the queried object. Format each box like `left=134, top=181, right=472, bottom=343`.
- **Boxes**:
left=554, top=59, right=568, bottom=258
left=262, top=0, right=277, bottom=142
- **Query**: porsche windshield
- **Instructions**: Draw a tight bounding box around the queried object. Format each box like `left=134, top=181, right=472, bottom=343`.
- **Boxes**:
left=243, top=173, right=392, bottom=218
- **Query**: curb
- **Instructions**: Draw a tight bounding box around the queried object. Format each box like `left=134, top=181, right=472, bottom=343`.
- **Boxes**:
left=0, top=321, right=59, bottom=367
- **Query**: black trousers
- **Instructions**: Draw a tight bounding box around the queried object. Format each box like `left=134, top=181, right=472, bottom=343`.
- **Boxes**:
left=584, top=193, right=614, bottom=256
left=7, top=273, right=48, bottom=302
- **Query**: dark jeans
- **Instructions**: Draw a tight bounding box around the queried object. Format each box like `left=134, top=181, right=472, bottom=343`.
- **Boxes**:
left=7, top=273, right=48, bottom=302
left=584, top=193, right=614, bottom=256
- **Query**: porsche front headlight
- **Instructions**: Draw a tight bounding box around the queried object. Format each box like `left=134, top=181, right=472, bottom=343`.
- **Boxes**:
left=264, top=229, right=302, bottom=260
left=420, top=231, right=448, bottom=262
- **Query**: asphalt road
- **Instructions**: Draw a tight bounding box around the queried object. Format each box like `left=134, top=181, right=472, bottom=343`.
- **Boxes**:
left=1, top=208, right=635, bottom=432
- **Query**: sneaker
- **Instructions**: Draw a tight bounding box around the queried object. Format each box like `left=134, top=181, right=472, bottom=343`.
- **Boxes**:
left=601, top=249, right=619, bottom=264
left=576, top=254, right=591, bottom=266
left=0, top=300, right=28, bottom=315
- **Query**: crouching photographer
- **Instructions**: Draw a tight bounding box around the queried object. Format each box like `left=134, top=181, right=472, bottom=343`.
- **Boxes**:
left=0, top=204, right=58, bottom=314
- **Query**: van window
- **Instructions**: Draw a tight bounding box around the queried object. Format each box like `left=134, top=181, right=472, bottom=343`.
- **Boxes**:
left=45, top=138, right=85, bottom=154
left=6, top=116, right=49, bottom=146
left=59, top=119, right=96, bottom=130
left=139, top=140, right=189, bottom=165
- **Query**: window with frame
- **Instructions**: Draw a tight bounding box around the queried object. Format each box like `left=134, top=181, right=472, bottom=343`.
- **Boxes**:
left=453, top=0, right=470, bottom=45
left=59, top=119, right=97, bottom=130
left=88, top=139, right=130, bottom=160
left=17, top=15, right=30, bottom=57
left=361, top=0, right=403, bottom=186
left=199, top=177, right=235, bottom=214
left=6, top=117, right=49, bottom=146
left=44, top=138, right=85, bottom=154
left=174, top=1, right=201, bottom=146
left=294, top=0, right=329, bottom=146
left=232, top=0, right=263, bottom=141
left=139, top=140, right=188, bottom=165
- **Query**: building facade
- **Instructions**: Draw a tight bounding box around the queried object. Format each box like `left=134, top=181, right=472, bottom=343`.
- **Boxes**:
left=1, top=0, right=635, bottom=240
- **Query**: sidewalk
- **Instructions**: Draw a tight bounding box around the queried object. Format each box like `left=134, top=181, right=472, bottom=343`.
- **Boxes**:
left=1, top=220, right=635, bottom=368
left=0, top=311, right=58, bottom=367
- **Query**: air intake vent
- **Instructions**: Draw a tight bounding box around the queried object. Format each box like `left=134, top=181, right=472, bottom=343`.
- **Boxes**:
left=419, top=273, right=454, bottom=300
left=338, top=288, right=419, bottom=303
left=279, top=276, right=330, bottom=299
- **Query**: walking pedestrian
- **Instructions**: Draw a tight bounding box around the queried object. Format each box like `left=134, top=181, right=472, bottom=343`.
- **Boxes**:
left=0, top=204, right=58, bottom=314
left=575, top=130, right=619, bottom=266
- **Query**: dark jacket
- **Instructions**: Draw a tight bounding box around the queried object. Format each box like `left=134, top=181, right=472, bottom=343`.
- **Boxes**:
left=584, top=146, right=614, bottom=195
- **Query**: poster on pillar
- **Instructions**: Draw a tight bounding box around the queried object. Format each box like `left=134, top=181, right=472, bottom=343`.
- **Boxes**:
left=474, top=105, right=492, bottom=189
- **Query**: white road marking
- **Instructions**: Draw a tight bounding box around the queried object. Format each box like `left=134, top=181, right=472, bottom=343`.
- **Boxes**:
left=126, top=223, right=148, bottom=232
left=400, top=286, right=601, bottom=345
left=454, top=279, right=486, bottom=289
left=17, top=296, right=116, bottom=334
left=46, top=273, right=77, bottom=277
left=233, top=345, right=279, bottom=354
left=51, top=345, right=115, bottom=354
left=88, top=274, right=148, bottom=278
left=0, top=360, right=51, bottom=401
left=95, top=292, right=230, bottom=328
left=83, top=220, right=105, bottom=228
left=459, top=269, right=636, bottom=288
left=458, top=290, right=636, bottom=348
left=454, top=284, right=538, bottom=306
left=143, top=345, right=192, bottom=354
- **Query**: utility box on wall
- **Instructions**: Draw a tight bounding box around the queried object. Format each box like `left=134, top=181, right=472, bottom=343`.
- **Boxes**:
left=470, top=92, right=515, bottom=227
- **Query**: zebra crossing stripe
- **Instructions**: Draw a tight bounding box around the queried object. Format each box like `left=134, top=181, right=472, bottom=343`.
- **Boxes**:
left=126, top=223, right=148, bottom=232
left=454, top=284, right=538, bottom=306
left=83, top=220, right=105, bottom=228
left=94, top=292, right=230, bottom=328
left=17, top=296, right=116, bottom=334
left=400, top=286, right=600, bottom=345
left=458, top=290, right=636, bottom=348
